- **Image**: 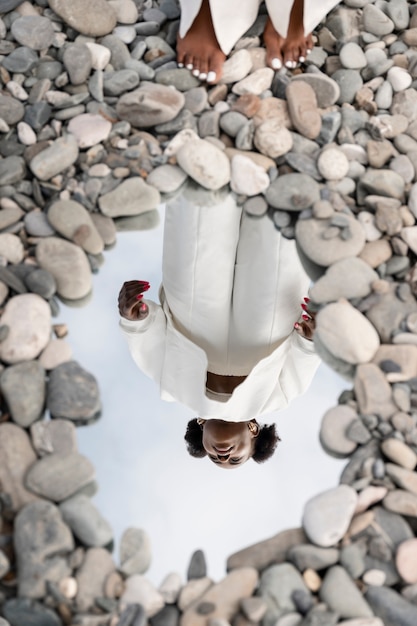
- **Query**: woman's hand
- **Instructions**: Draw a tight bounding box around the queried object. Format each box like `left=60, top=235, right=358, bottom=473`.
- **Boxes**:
left=294, top=297, right=316, bottom=341
left=118, top=280, right=150, bottom=321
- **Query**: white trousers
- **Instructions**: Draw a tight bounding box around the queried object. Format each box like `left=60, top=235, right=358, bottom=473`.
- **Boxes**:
left=178, top=0, right=341, bottom=54
left=162, top=186, right=310, bottom=376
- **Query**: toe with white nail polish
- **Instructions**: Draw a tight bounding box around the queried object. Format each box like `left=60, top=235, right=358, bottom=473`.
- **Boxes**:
left=199, top=72, right=207, bottom=81
left=177, top=62, right=184, bottom=68
left=271, top=58, right=282, bottom=69
left=206, top=71, right=217, bottom=83
left=299, top=56, right=305, bottom=63
left=192, top=69, right=200, bottom=76
left=186, top=63, right=193, bottom=70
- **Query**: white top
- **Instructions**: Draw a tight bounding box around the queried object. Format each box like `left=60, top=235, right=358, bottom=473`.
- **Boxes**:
left=120, top=289, right=321, bottom=423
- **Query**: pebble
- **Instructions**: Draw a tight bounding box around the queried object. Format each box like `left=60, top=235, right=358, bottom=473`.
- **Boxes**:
left=76, top=547, right=116, bottom=612
left=232, top=68, right=274, bottom=96
left=266, top=173, right=319, bottom=211
left=230, top=154, right=270, bottom=196
left=354, top=363, right=397, bottom=420
left=25, top=452, right=95, bottom=502
left=36, top=237, right=92, bottom=300
left=120, top=575, right=165, bottom=616
left=176, top=139, right=231, bottom=190
left=68, top=113, right=112, bottom=148
left=254, top=119, right=293, bottom=158
left=380, top=438, right=417, bottom=470
left=2, top=599, right=62, bottom=626
left=49, top=0, right=117, bottom=37
left=47, top=360, right=101, bottom=424
left=310, top=257, right=378, bottom=303
left=159, top=572, right=182, bottom=604
left=0, top=422, right=39, bottom=512
left=147, top=164, right=187, bottom=194
left=339, top=42, right=367, bottom=69
left=320, top=566, right=373, bottom=619
left=319, top=405, right=358, bottom=458
left=332, top=69, right=363, bottom=104
left=366, top=584, right=417, bottom=625
left=1, top=361, right=45, bottom=427
left=292, top=73, right=340, bottom=107
left=120, top=527, right=152, bottom=576
left=99, top=178, right=161, bottom=217
left=387, top=67, right=412, bottom=92
left=258, top=563, right=309, bottom=623
left=59, top=494, right=113, bottom=547
left=302, top=485, right=358, bottom=547
left=317, top=147, right=350, bottom=181
left=0, top=294, right=50, bottom=364
left=29, top=134, right=79, bottom=181
left=220, top=49, right=253, bottom=84
left=30, top=419, right=77, bottom=457
left=286, top=81, right=321, bottom=140
left=116, top=83, right=185, bottom=128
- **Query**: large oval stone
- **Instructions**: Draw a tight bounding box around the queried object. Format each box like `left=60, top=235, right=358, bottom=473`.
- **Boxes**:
left=116, top=83, right=185, bottom=128
left=49, top=0, right=117, bottom=36
left=36, top=237, right=92, bottom=300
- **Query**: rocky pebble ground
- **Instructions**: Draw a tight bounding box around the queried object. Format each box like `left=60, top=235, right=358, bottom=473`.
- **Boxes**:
left=1, top=0, right=417, bottom=624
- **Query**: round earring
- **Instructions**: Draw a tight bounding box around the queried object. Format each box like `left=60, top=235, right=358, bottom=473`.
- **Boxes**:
left=197, top=418, right=206, bottom=427
left=248, top=421, right=259, bottom=436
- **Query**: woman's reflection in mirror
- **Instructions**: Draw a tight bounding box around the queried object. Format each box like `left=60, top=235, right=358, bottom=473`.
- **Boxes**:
left=118, top=184, right=320, bottom=469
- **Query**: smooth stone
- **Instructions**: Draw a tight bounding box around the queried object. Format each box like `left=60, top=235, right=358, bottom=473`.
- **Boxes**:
left=14, top=500, right=73, bottom=598
left=258, top=563, right=310, bottom=623
left=120, top=575, right=165, bottom=617
left=266, top=173, right=319, bottom=211
left=159, top=572, right=182, bottom=604
left=254, top=118, right=293, bottom=158
left=363, top=3, right=395, bottom=35
left=47, top=199, right=104, bottom=255
left=302, top=485, right=358, bottom=547
left=387, top=67, right=412, bottom=92
left=99, top=178, right=161, bottom=217
left=91, top=213, right=117, bottom=247
left=181, top=568, right=258, bottom=626
left=0, top=156, right=26, bottom=186
left=384, top=490, right=417, bottom=517
left=292, top=73, right=340, bottom=107
left=120, top=527, right=152, bottom=576
left=332, top=69, right=363, bottom=104
left=47, top=360, right=101, bottom=424
left=0, top=294, right=50, bottom=364
left=1, top=361, right=45, bottom=427
left=0, top=204, right=23, bottom=229
left=25, top=268, right=56, bottom=299
left=317, top=147, right=350, bottom=180
left=59, top=494, right=113, bottom=547
left=63, top=43, right=93, bottom=85
left=177, top=577, right=213, bottom=611
left=220, top=111, right=248, bottom=138
left=396, top=539, right=417, bottom=584
left=0, top=422, right=39, bottom=512
left=29, top=134, right=79, bottom=181
left=220, top=49, right=253, bottom=84
left=147, top=164, right=187, bottom=193
left=227, top=528, right=307, bottom=571
left=366, top=585, right=417, bottom=626
left=176, top=139, right=230, bottom=191
left=361, top=168, right=405, bottom=200
left=155, top=68, right=199, bottom=91
left=0, top=233, right=24, bottom=264
left=68, top=113, right=112, bottom=148
left=36, top=237, right=92, bottom=300
left=310, top=257, right=378, bottom=303
left=315, top=301, right=380, bottom=364
left=30, top=418, right=77, bottom=457
left=108, top=0, right=139, bottom=23
left=244, top=196, right=268, bottom=217
left=354, top=362, right=397, bottom=420
left=116, top=83, right=185, bottom=128
left=11, top=15, right=54, bottom=49
left=230, top=154, right=270, bottom=196
left=85, top=42, right=111, bottom=70
left=296, top=215, right=366, bottom=266
left=286, top=80, right=321, bottom=140
left=320, top=566, right=373, bottom=618
left=320, top=405, right=358, bottom=458
left=2, top=599, right=62, bottom=626
left=381, top=438, right=417, bottom=470
left=187, top=549, right=207, bottom=580
left=76, top=548, right=116, bottom=612
left=288, top=544, right=339, bottom=571
left=385, top=463, right=417, bottom=495
left=103, top=69, right=140, bottom=96
left=373, top=344, right=417, bottom=382
left=49, top=0, right=117, bottom=36
left=339, top=42, right=367, bottom=69
left=25, top=451, right=95, bottom=502
left=17, top=121, right=36, bottom=146
left=232, top=67, right=274, bottom=96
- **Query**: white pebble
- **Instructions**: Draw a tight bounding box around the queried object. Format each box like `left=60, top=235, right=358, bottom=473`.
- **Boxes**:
left=6, top=80, right=28, bottom=101
left=85, top=42, right=111, bottom=70
left=387, top=66, right=412, bottom=92
left=317, top=148, right=350, bottom=181
left=17, top=121, right=37, bottom=146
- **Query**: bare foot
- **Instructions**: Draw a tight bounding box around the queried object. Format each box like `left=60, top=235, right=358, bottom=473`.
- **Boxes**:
left=263, top=0, right=313, bottom=70
left=176, top=0, right=226, bottom=84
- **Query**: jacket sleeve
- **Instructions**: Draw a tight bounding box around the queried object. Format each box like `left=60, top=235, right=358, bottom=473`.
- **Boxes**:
left=119, top=300, right=167, bottom=384
left=278, top=330, right=321, bottom=404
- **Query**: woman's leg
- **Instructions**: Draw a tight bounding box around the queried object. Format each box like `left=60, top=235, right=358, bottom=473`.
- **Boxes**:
left=162, top=186, right=242, bottom=369
left=264, top=0, right=313, bottom=70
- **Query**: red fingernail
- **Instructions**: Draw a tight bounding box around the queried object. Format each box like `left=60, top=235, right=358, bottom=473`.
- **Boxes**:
left=304, top=297, right=310, bottom=302
left=136, top=294, right=143, bottom=300
left=139, top=303, right=147, bottom=312
left=301, top=303, right=308, bottom=311
left=302, top=314, right=309, bottom=321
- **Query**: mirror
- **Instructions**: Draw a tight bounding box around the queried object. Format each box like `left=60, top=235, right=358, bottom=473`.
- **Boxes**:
left=56, top=193, right=347, bottom=583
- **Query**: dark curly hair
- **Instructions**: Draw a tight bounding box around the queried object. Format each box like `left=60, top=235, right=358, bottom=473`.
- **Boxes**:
left=184, top=419, right=280, bottom=463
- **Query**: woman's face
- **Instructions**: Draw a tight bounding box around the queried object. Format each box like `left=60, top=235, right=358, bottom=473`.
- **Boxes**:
left=201, top=419, right=257, bottom=469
